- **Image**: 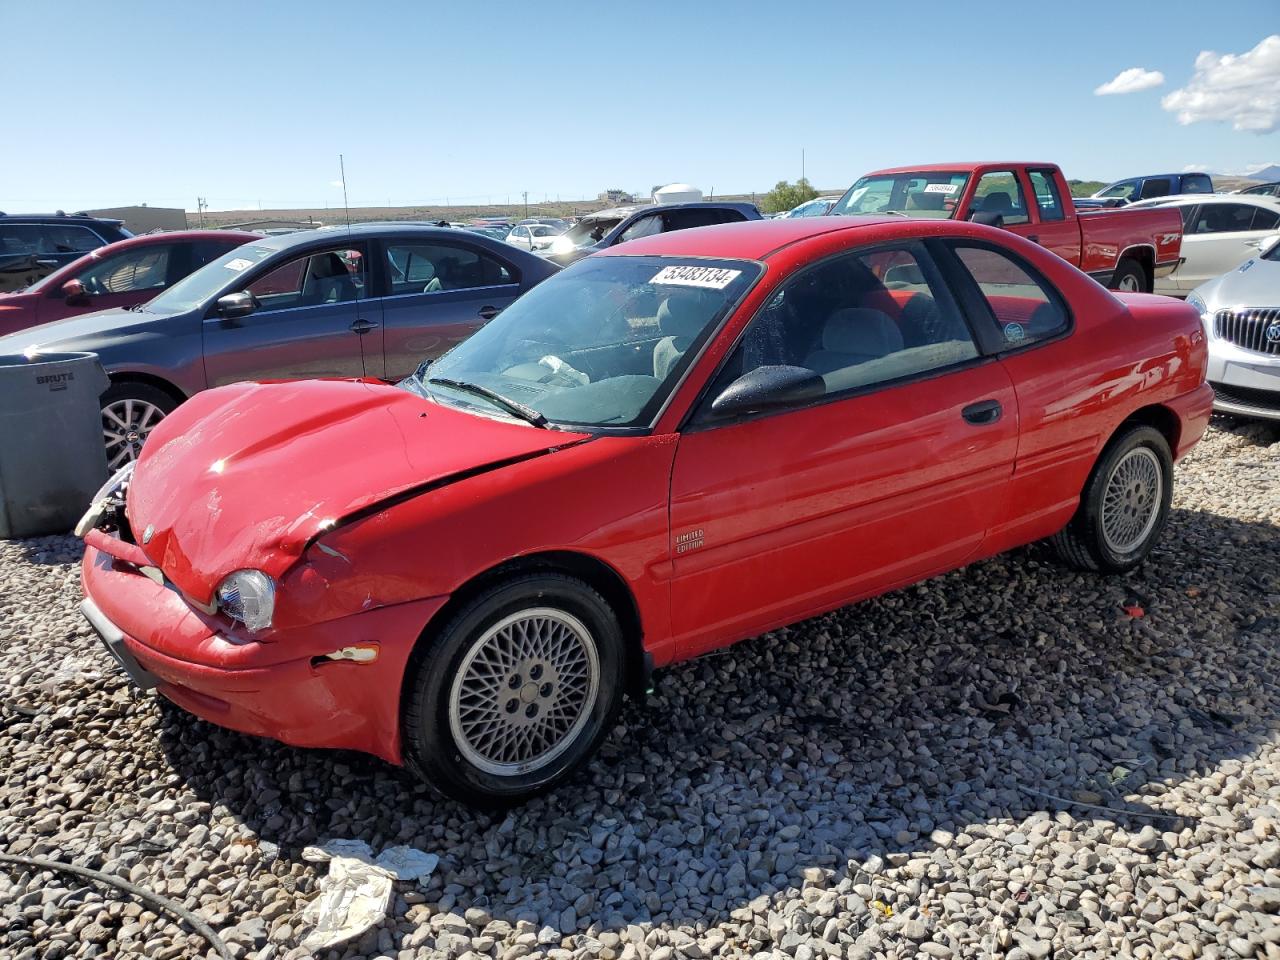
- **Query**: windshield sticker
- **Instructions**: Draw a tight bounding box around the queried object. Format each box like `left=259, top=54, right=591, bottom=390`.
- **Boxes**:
left=846, top=186, right=869, bottom=204
left=650, top=265, right=742, bottom=289
left=224, top=258, right=254, bottom=271
left=924, top=183, right=959, bottom=195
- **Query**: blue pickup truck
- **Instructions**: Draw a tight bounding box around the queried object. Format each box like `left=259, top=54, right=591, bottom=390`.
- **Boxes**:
left=1077, top=172, right=1215, bottom=209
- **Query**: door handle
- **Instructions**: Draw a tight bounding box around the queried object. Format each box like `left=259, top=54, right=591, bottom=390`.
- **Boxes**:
left=349, top=318, right=379, bottom=334
left=962, top=399, right=1003, bottom=425
left=478, top=305, right=501, bottom=320
left=35, top=258, right=59, bottom=268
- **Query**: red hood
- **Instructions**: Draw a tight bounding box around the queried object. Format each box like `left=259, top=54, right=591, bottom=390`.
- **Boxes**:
left=127, top=379, right=588, bottom=602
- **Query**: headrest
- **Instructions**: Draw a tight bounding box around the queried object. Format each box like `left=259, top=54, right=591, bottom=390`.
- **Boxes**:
left=823, top=308, right=904, bottom=355
left=979, top=192, right=1013, bottom=213
left=657, top=293, right=708, bottom=340
left=907, top=191, right=945, bottom=210
left=310, top=253, right=348, bottom=279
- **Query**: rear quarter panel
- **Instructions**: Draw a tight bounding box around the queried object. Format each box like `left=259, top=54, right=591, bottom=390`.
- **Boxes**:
left=984, top=251, right=1207, bottom=554
left=1076, top=206, right=1183, bottom=277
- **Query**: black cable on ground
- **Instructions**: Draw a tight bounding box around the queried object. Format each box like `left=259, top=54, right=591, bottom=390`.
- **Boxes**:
left=0, top=851, right=234, bottom=960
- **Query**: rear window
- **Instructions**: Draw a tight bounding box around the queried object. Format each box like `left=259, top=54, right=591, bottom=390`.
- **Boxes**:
left=1182, top=174, right=1213, bottom=194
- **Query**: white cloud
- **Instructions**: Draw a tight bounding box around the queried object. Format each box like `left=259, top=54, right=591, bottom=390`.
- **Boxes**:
left=1095, top=67, right=1165, bottom=95
left=1181, top=163, right=1210, bottom=172
left=1162, top=35, right=1280, bottom=133
left=1243, top=160, right=1280, bottom=175
left=328, top=179, right=344, bottom=188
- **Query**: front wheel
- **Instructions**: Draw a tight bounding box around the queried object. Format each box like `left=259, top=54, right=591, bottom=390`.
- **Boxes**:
left=402, top=572, right=625, bottom=806
left=1110, top=258, right=1148, bottom=293
left=1050, top=424, right=1173, bottom=573
left=101, top=382, right=178, bottom=469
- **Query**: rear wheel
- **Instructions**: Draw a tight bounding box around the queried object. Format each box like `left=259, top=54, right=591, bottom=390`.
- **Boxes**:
left=1050, top=424, right=1173, bottom=573
left=1110, top=258, right=1148, bottom=293
left=100, top=382, right=178, bottom=469
left=402, top=572, right=625, bottom=806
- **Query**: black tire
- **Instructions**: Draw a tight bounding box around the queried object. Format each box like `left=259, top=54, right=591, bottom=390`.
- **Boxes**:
left=1050, top=424, right=1173, bottom=573
left=401, top=572, right=625, bottom=806
left=1110, top=258, right=1148, bottom=293
left=100, top=381, right=180, bottom=469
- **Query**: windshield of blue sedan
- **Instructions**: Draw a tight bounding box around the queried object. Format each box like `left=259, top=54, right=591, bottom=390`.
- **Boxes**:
left=142, top=243, right=277, bottom=313
left=406, top=255, right=760, bottom=428
left=829, top=172, right=969, bottom=219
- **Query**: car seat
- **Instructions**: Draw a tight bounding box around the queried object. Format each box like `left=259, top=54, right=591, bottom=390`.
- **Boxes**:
left=803, top=307, right=904, bottom=374
left=301, top=253, right=358, bottom=305
left=652, top=293, right=709, bottom=380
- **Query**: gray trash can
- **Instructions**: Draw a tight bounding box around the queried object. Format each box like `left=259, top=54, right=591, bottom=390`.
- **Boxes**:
left=0, top=352, right=110, bottom=538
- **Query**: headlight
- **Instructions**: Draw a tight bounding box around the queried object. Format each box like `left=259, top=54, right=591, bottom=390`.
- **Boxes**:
left=1185, top=291, right=1210, bottom=320
left=216, top=569, right=276, bottom=632
left=75, top=461, right=136, bottom=537
left=550, top=236, right=574, bottom=255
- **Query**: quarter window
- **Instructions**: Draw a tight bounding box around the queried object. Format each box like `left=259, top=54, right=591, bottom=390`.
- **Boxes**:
left=950, top=243, right=1068, bottom=348
left=1028, top=170, right=1065, bottom=222
left=701, top=244, right=979, bottom=416
left=384, top=242, right=514, bottom=296
left=246, top=247, right=368, bottom=309
left=970, top=171, right=1030, bottom=225
left=1250, top=207, right=1280, bottom=231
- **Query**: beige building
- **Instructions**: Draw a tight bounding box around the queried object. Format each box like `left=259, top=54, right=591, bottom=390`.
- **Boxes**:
left=85, top=205, right=188, bottom=233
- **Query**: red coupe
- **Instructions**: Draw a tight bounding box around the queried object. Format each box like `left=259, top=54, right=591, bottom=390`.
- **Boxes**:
left=78, top=217, right=1213, bottom=804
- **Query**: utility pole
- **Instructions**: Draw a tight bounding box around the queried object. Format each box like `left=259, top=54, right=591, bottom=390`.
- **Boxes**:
left=523, top=191, right=528, bottom=219
left=196, top=197, right=207, bottom=228
left=802, top=148, right=806, bottom=184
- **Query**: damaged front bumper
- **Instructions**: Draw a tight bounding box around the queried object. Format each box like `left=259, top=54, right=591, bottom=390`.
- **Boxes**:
left=80, top=539, right=447, bottom=765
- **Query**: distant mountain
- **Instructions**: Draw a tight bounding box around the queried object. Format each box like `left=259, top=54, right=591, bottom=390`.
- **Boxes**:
left=1243, top=164, right=1280, bottom=182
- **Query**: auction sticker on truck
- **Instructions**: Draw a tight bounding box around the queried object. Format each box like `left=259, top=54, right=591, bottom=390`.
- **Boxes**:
left=224, top=258, right=255, bottom=271
left=650, top=265, right=742, bottom=289
left=924, top=183, right=959, bottom=194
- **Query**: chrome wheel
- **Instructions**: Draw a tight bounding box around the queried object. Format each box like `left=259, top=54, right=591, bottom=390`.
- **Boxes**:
left=1116, top=273, right=1142, bottom=292
left=1101, top=446, right=1162, bottom=553
left=448, top=608, right=600, bottom=777
left=102, top=398, right=165, bottom=469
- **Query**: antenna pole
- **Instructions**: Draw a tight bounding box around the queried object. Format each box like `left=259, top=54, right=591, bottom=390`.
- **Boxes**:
left=339, top=154, right=352, bottom=234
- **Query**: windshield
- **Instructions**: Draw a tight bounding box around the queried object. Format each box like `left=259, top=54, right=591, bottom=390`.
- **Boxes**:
left=1098, top=180, right=1138, bottom=200
left=829, top=173, right=969, bottom=219
left=557, top=216, right=625, bottom=250
left=403, top=255, right=760, bottom=429
left=143, top=243, right=276, bottom=313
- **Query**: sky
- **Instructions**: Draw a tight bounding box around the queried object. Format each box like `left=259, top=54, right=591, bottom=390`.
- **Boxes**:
left=1, top=0, right=1277, bottom=213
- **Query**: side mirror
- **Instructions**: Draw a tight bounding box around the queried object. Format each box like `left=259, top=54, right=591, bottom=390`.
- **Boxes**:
left=1259, top=234, right=1280, bottom=257
left=709, top=365, right=825, bottom=417
left=215, top=291, right=257, bottom=319
left=969, top=210, right=1005, bottom=227
left=61, top=278, right=87, bottom=303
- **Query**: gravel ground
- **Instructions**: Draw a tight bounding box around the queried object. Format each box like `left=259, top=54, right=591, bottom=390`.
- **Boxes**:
left=1, top=418, right=1277, bottom=960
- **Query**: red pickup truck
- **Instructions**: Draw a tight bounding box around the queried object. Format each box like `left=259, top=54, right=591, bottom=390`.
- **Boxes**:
left=830, top=162, right=1183, bottom=293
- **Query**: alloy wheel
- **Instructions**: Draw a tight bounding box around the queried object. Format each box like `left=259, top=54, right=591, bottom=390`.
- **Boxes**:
left=448, top=608, right=600, bottom=777
left=1100, top=446, right=1162, bottom=553
left=102, top=398, right=165, bottom=469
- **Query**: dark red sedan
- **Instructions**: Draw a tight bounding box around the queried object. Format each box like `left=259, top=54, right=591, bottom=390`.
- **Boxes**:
left=0, top=230, right=258, bottom=335
left=78, top=216, right=1213, bottom=804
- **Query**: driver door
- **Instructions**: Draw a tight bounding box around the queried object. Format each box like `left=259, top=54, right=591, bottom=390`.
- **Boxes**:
left=202, top=243, right=377, bottom=387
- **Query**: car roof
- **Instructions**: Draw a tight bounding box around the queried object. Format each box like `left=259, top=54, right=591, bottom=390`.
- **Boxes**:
left=246, top=223, right=472, bottom=251
left=1129, top=193, right=1280, bottom=209
left=0, top=211, right=124, bottom=226
left=596, top=215, right=900, bottom=260
left=105, top=230, right=262, bottom=246
left=863, top=162, right=1058, bottom=176
left=585, top=201, right=758, bottom=220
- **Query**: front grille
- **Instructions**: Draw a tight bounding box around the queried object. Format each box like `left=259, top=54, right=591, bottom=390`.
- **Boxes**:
left=1214, top=307, right=1280, bottom=356
left=1211, top=382, right=1280, bottom=413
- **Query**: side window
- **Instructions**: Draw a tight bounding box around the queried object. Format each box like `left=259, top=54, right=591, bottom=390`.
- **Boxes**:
left=950, top=243, right=1068, bottom=348
left=1138, top=178, right=1172, bottom=200
left=384, top=243, right=514, bottom=296
left=701, top=245, right=979, bottom=415
left=618, top=215, right=663, bottom=243
left=1100, top=180, right=1138, bottom=201
left=1190, top=203, right=1257, bottom=234
left=0, top=224, right=44, bottom=255
left=663, top=209, right=731, bottom=231
left=1250, top=207, right=1280, bottom=231
left=1028, top=170, right=1065, bottom=222
left=970, top=171, right=1030, bottom=225
left=1178, top=206, right=1199, bottom=230
left=44, top=225, right=105, bottom=253
left=77, top=245, right=171, bottom=294
left=190, top=240, right=238, bottom=270
left=246, top=247, right=368, bottom=310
